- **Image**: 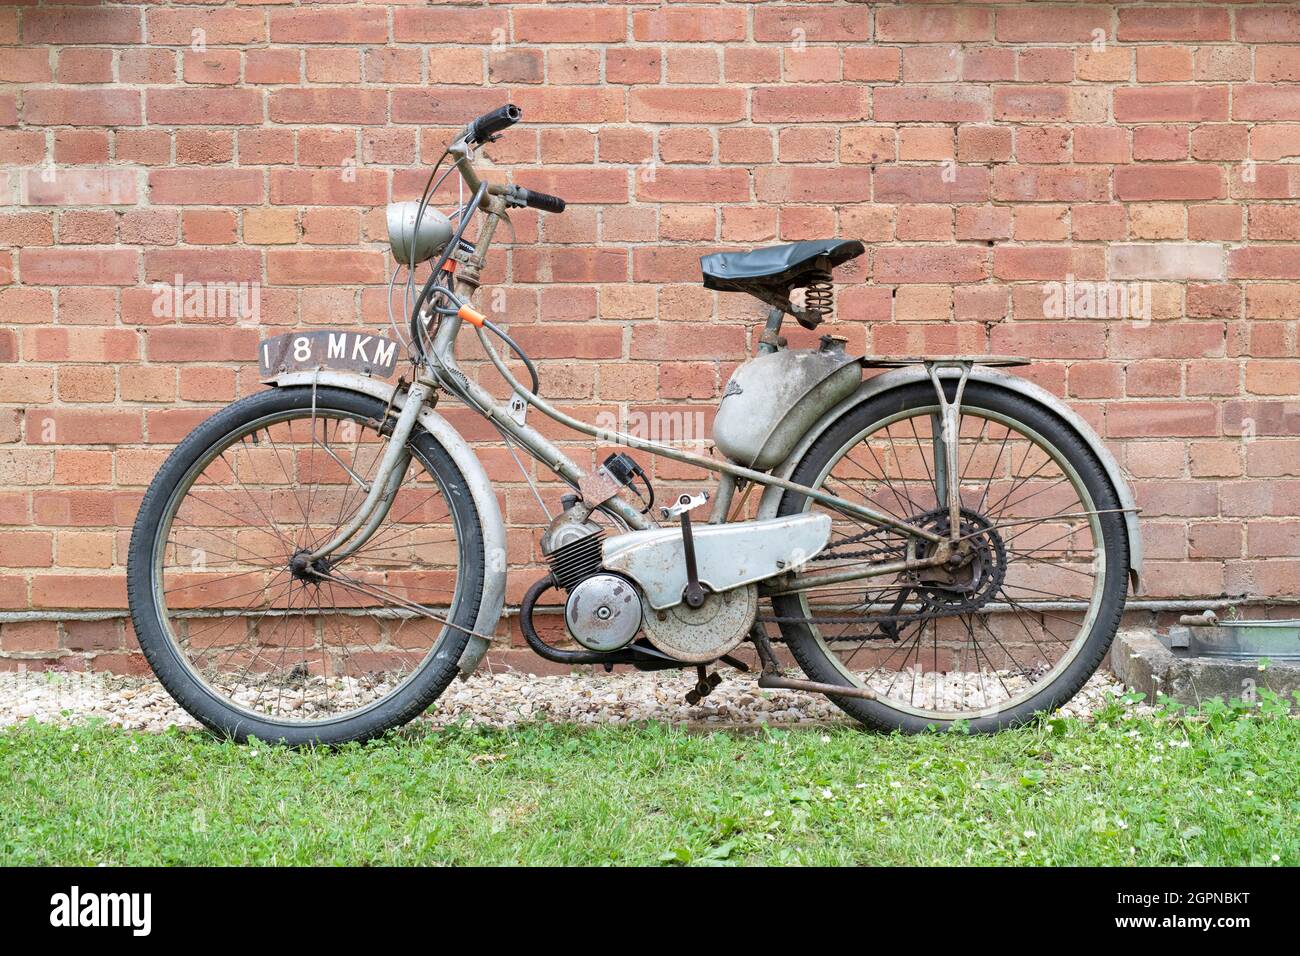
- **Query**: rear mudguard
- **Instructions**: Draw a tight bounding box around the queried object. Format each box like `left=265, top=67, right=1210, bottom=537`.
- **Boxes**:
left=754, top=364, right=1143, bottom=592
left=264, top=370, right=506, bottom=676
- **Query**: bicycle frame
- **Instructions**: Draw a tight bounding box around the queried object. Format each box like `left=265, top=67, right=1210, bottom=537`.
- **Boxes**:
left=300, top=135, right=1139, bottom=604
left=305, top=183, right=954, bottom=590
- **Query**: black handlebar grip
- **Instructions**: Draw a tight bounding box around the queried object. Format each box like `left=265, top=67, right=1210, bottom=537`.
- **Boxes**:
left=520, top=188, right=566, bottom=214
left=467, top=104, right=521, bottom=144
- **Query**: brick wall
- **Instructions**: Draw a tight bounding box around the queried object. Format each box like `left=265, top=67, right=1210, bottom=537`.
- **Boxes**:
left=2, top=1, right=1299, bottom=672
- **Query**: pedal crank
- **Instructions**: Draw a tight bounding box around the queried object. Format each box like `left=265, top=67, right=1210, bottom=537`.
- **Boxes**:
left=662, top=492, right=711, bottom=609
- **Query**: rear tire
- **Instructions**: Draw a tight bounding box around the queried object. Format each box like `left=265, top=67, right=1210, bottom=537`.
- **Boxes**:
left=773, top=381, right=1129, bottom=733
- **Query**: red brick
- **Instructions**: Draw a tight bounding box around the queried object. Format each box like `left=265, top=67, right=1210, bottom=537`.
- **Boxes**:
left=1107, top=402, right=1219, bottom=438
left=630, top=88, right=747, bottom=124
left=25, top=6, right=141, bottom=44
left=1228, top=247, right=1300, bottom=280
left=267, top=250, right=386, bottom=286
left=268, top=89, right=387, bottom=126
left=23, top=89, right=141, bottom=127
left=1234, top=86, right=1300, bottom=122
left=1114, top=165, right=1225, bottom=201
left=183, top=50, right=241, bottom=86
left=995, top=5, right=1110, bottom=43
left=271, top=7, right=388, bottom=44
left=1114, top=86, right=1229, bottom=123
left=877, top=7, right=991, bottom=42
left=753, top=86, right=867, bottom=123
left=148, top=88, right=262, bottom=127
left=20, top=249, right=137, bottom=287
left=994, top=166, right=1109, bottom=203
left=874, top=247, right=987, bottom=284
left=636, top=168, right=748, bottom=204
left=1136, top=46, right=1193, bottom=83
left=146, top=8, right=264, bottom=46
left=874, top=86, right=989, bottom=123
left=269, top=169, right=386, bottom=207
left=754, top=167, right=869, bottom=204
left=150, top=169, right=264, bottom=206
left=874, top=166, right=988, bottom=204
left=635, top=8, right=748, bottom=42
left=1117, top=7, right=1230, bottom=42
left=57, top=48, right=113, bottom=85
left=23, top=169, right=137, bottom=207
left=995, top=86, right=1073, bottom=122
left=513, top=9, right=626, bottom=43
left=1234, top=7, right=1300, bottom=43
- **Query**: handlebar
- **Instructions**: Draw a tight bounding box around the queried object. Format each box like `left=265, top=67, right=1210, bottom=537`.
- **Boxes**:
left=514, top=187, right=566, bottom=214
left=453, top=105, right=566, bottom=215
left=465, top=103, right=521, bottom=146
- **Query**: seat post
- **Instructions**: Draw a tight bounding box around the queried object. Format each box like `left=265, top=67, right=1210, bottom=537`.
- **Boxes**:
left=757, top=306, right=785, bottom=354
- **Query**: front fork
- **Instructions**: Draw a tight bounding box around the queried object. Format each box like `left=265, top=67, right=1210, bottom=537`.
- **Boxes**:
left=306, top=379, right=431, bottom=564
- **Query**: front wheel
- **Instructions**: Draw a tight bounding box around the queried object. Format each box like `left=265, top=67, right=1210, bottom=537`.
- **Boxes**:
left=126, top=386, right=486, bottom=745
left=772, top=380, right=1129, bottom=733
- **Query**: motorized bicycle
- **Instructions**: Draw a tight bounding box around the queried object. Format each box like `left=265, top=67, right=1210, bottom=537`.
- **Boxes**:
left=127, top=105, right=1142, bottom=744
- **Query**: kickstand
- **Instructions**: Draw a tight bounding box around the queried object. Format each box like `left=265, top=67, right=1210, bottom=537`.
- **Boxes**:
left=748, top=623, right=878, bottom=701
left=685, top=664, right=722, bottom=705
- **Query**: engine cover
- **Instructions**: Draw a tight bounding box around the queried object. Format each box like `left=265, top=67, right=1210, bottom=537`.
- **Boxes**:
left=641, top=584, right=757, bottom=663
left=601, top=513, right=830, bottom=611
left=564, top=573, right=642, bottom=652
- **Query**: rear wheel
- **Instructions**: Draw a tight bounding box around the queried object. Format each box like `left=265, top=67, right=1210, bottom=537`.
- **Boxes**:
left=772, top=381, right=1129, bottom=733
left=126, top=386, right=486, bottom=745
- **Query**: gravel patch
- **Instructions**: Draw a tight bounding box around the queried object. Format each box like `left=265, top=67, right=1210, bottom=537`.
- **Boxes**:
left=0, top=665, right=1130, bottom=735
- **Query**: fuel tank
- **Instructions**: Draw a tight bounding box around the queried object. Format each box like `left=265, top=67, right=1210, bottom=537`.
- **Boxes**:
left=711, top=337, right=862, bottom=470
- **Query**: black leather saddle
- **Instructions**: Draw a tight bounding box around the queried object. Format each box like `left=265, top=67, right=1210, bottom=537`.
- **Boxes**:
left=700, top=239, right=864, bottom=328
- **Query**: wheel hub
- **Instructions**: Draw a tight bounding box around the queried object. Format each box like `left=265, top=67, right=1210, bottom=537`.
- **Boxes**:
left=289, top=549, right=329, bottom=582
left=909, top=508, right=1007, bottom=614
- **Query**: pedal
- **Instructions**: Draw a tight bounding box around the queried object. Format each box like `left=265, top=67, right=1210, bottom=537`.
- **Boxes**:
left=685, top=667, right=722, bottom=705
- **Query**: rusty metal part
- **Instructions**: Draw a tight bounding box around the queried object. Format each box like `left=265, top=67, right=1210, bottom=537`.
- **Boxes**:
left=578, top=465, right=627, bottom=509
left=641, top=584, right=757, bottom=663
left=685, top=664, right=723, bottom=705
left=757, top=671, right=877, bottom=701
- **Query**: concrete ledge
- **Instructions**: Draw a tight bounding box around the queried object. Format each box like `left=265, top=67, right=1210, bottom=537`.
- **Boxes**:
left=1112, top=629, right=1300, bottom=710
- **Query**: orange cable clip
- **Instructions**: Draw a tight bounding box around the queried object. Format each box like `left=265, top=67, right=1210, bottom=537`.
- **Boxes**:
left=457, top=303, right=487, bottom=328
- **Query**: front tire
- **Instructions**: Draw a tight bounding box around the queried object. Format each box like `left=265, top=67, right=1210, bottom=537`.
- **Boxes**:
left=772, top=380, right=1129, bottom=733
left=126, top=386, right=486, bottom=745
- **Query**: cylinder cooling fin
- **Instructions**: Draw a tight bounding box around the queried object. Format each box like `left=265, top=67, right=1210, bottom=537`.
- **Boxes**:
left=546, top=529, right=605, bottom=591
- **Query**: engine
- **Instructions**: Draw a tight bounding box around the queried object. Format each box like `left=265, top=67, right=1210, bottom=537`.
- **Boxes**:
left=541, top=499, right=643, bottom=653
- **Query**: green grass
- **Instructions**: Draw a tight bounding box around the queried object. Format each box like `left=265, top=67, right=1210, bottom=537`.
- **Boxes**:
left=3, top=696, right=1297, bottom=866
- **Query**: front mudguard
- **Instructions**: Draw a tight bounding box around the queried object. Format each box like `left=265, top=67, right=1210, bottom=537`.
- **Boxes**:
left=264, top=370, right=506, bottom=676
left=754, top=363, right=1143, bottom=592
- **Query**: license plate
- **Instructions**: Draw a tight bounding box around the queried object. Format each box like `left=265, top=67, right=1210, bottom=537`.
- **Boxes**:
left=258, top=330, right=401, bottom=379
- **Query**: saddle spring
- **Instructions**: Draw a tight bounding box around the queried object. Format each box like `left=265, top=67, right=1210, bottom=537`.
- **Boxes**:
left=803, top=266, right=834, bottom=322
